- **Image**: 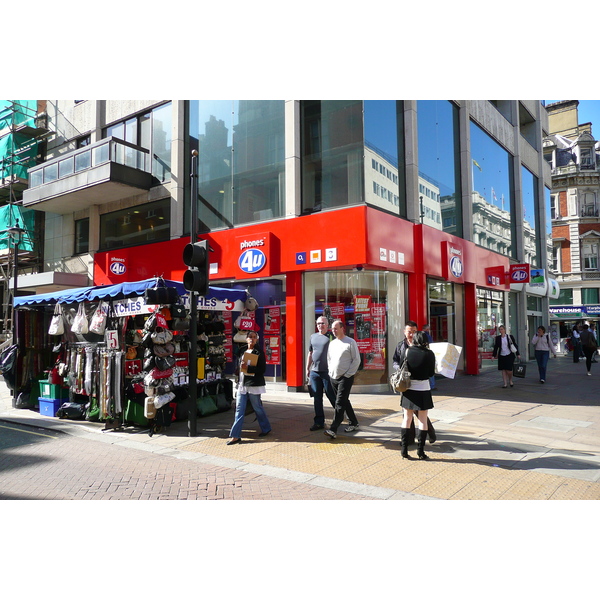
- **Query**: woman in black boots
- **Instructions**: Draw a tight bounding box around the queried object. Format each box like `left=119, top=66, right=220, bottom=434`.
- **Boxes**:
left=400, top=331, right=436, bottom=460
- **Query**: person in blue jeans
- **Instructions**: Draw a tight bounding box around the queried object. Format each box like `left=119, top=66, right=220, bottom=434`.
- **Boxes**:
left=306, top=317, right=336, bottom=430
left=227, top=332, right=271, bottom=445
left=531, top=326, right=556, bottom=383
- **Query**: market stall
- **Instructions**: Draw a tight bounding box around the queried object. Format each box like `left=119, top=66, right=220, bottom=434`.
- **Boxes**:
left=9, top=277, right=248, bottom=434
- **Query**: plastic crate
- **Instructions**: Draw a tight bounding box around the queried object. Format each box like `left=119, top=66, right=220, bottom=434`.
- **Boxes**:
left=39, top=397, right=62, bottom=417
left=39, top=380, right=69, bottom=400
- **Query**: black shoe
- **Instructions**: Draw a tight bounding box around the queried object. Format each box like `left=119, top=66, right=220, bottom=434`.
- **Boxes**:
left=258, top=430, right=271, bottom=437
left=226, top=438, right=241, bottom=445
left=310, top=424, right=324, bottom=431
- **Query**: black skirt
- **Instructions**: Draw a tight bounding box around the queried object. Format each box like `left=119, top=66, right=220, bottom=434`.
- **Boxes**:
left=401, top=389, right=434, bottom=411
left=498, top=353, right=515, bottom=371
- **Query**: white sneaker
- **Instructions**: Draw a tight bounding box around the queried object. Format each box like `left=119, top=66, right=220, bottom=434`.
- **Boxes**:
left=587, top=372, right=592, bottom=376
left=324, top=429, right=336, bottom=439
left=344, top=424, right=360, bottom=432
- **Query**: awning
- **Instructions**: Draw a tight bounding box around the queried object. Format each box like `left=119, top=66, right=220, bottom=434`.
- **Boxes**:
left=14, top=277, right=248, bottom=306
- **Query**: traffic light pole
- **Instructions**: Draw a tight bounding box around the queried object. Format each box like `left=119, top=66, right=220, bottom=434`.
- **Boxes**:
left=188, top=150, right=199, bottom=437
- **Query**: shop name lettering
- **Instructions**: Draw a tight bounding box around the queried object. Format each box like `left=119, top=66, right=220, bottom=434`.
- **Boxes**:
left=240, top=239, right=265, bottom=249
left=113, top=299, right=144, bottom=315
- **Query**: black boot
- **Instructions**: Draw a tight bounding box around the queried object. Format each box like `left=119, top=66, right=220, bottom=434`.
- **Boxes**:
left=417, top=429, right=430, bottom=460
left=427, top=418, right=436, bottom=443
left=400, top=427, right=413, bottom=460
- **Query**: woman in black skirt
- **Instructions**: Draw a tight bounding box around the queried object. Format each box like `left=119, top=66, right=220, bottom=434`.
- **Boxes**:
left=492, top=325, right=520, bottom=388
left=400, top=331, right=436, bottom=460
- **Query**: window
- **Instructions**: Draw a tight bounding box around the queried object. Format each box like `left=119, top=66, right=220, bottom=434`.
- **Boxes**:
left=550, top=288, right=573, bottom=305
left=418, top=101, right=462, bottom=236
left=550, top=193, right=559, bottom=219
left=76, top=135, right=90, bottom=148
left=99, top=198, right=170, bottom=251
left=583, top=241, right=599, bottom=270
left=582, top=288, right=600, bottom=304
left=522, top=166, right=540, bottom=267
left=74, top=218, right=89, bottom=254
left=581, top=192, right=598, bottom=217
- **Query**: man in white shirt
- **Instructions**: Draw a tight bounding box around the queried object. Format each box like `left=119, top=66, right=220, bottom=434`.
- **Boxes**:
left=324, top=320, right=361, bottom=439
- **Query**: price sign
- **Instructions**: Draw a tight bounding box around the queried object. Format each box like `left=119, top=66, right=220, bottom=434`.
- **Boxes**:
left=105, top=329, right=119, bottom=349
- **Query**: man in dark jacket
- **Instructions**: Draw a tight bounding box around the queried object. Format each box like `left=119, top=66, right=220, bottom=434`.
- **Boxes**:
left=579, top=324, right=598, bottom=376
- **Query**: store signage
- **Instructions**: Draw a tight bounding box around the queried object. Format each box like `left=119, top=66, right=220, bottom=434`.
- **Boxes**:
left=109, top=257, right=127, bottom=276
left=485, top=266, right=506, bottom=287
left=238, top=247, right=266, bottom=274
left=441, top=241, right=465, bottom=283
left=525, top=268, right=546, bottom=296
left=509, top=263, right=530, bottom=283
left=549, top=305, right=585, bottom=318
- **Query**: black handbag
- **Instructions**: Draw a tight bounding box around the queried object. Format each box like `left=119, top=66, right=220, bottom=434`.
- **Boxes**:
left=144, top=286, right=178, bottom=305
left=513, top=360, right=527, bottom=378
left=170, top=304, right=187, bottom=318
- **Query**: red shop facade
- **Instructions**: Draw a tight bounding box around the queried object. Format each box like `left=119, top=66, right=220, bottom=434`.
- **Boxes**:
left=94, top=206, right=511, bottom=392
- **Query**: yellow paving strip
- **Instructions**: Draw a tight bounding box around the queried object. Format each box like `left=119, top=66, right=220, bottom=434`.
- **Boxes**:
left=0, top=423, right=58, bottom=439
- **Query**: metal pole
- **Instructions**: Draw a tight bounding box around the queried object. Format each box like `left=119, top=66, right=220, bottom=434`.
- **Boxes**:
left=188, top=150, right=199, bottom=437
left=12, top=236, right=19, bottom=346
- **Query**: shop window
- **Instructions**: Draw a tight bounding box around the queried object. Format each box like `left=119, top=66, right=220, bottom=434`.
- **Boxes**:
left=428, top=280, right=455, bottom=345
left=477, top=287, right=504, bottom=359
left=304, top=270, right=405, bottom=388
left=99, top=198, right=170, bottom=251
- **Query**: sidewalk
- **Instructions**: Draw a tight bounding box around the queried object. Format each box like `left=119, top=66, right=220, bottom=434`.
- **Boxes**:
left=1, top=354, right=599, bottom=500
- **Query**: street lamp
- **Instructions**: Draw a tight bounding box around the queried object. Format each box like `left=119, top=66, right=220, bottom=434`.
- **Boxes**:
left=7, top=219, right=25, bottom=345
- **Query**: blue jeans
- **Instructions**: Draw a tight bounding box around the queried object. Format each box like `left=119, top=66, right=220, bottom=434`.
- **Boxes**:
left=229, top=391, right=271, bottom=439
left=329, top=375, right=358, bottom=432
left=535, top=350, right=549, bottom=381
left=309, top=370, right=336, bottom=426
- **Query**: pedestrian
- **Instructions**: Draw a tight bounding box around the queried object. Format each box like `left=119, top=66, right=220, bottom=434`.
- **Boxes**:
left=590, top=323, right=598, bottom=363
left=399, top=331, right=436, bottom=460
left=227, top=332, right=271, bottom=445
left=306, top=316, right=336, bottom=431
left=492, top=325, right=520, bottom=388
left=421, top=323, right=437, bottom=390
left=324, top=320, right=361, bottom=439
left=531, top=325, right=556, bottom=383
left=579, top=324, right=598, bottom=376
left=572, top=324, right=582, bottom=363
left=392, top=320, right=436, bottom=443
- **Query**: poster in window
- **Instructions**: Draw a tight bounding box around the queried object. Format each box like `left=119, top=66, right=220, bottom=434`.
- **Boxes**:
left=265, top=335, right=280, bottom=364
left=370, top=302, right=386, bottom=352
left=264, top=306, right=281, bottom=334
left=323, top=302, right=345, bottom=326
left=354, top=295, right=372, bottom=352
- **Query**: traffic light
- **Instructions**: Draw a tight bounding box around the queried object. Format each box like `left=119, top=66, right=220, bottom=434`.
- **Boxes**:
left=183, top=240, right=209, bottom=295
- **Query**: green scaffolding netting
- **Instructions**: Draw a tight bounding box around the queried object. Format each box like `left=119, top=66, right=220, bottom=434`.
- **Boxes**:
left=0, top=101, right=38, bottom=180
left=0, top=204, right=35, bottom=251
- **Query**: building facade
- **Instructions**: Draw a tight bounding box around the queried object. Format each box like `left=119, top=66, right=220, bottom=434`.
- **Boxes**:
left=545, top=100, right=600, bottom=345
left=4, top=100, right=553, bottom=390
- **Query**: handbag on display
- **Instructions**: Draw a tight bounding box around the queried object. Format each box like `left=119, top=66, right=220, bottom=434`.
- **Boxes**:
left=155, top=355, right=176, bottom=371
left=390, top=359, right=411, bottom=393
left=144, top=286, right=178, bottom=305
left=196, top=387, right=218, bottom=417
left=71, top=303, right=89, bottom=334
left=153, top=342, right=175, bottom=357
left=151, top=328, right=173, bottom=345
left=48, top=303, right=65, bottom=336
left=170, top=304, right=187, bottom=318
left=89, top=301, right=109, bottom=335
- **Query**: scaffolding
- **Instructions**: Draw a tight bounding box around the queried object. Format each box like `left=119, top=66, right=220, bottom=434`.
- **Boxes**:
left=0, top=100, right=50, bottom=340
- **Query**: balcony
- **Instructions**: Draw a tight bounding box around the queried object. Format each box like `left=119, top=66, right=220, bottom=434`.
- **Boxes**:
left=23, top=137, right=152, bottom=214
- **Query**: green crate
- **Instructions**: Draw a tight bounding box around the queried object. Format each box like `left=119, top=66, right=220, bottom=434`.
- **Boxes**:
left=39, top=379, right=69, bottom=400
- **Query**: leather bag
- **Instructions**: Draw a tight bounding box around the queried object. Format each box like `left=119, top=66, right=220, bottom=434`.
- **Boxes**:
left=390, top=359, right=411, bottom=393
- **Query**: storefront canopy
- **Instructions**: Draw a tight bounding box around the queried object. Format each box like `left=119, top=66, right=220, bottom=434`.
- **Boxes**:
left=14, top=277, right=248, bottom=306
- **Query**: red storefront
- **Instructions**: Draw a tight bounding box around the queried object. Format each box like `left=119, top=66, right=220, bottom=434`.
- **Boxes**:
left=94, top=206, right=510, bottom=390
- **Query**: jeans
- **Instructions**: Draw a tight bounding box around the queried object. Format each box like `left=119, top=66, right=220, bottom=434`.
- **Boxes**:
left=229, top=391, right=271, bottom=439
left=309, top=370, right=336, bottom=426
left=329, top=375, right=358, bottom=432
left=583, top=347, right=595, bottom=373
left=535, top=350, right=550, bottom=381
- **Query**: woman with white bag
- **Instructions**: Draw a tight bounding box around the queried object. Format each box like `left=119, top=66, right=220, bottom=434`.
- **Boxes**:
left=492, top=324, right=520, bottom=388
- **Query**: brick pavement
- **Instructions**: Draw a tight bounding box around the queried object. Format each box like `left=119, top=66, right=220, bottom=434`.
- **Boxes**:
left=1, top=354, right=599, bottom=500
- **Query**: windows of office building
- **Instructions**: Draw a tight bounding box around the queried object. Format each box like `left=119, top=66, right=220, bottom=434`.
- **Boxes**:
left=582, top=288, right=599, bottom=304
left=99, top=198, right=170, bottom=251
left=417, top=101, right=462, bottom=236
left=470, top=121, right=515, bottom=257
left=522, top=166, right=540, bottom=267
left=102, top=102, right=172, bottom=182
left=189, top=100, right=285, bottom=232
left=74, top=218, right=89, bottom=254
left=582, top=240, right=599, bottom=270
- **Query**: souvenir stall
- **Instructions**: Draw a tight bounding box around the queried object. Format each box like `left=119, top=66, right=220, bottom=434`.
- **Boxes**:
left=12, top=277, right=248, bottom=434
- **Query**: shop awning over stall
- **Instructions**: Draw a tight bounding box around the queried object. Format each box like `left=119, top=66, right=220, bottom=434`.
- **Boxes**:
left=14, top=277, right=248, bottom=306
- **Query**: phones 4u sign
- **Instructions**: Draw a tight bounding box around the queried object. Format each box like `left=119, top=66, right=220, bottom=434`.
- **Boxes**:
left=509, top=264, right=530, bottom=284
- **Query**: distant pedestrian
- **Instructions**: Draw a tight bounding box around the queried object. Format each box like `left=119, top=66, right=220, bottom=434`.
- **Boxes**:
left=579, top=324, right=598, bottom=376
left=531, top=326, right=556, bottom=383
left=421, top=323, right=437, bottom=390
left=324, top=320, right=361, bottom=439
left=399, top=331, right=436, bottom=460
left=306, top=317, right=336, bottom=431
left=572, top=324, right=583, bottom=363
left=227, top=332, right=271, bottom=445
left=590, top=324, right=598, bottom=363
left=492, top=325, right=520, bottom=388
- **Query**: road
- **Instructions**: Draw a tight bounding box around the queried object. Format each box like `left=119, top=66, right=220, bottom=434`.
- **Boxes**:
left=0, top=420, right=375, bottom=500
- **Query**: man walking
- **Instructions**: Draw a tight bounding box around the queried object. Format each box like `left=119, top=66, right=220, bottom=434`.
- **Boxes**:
left=324, top=320, right=361, bottom=439
left=579, top=323, right=598, bottom=376
left=306, top=317, right=336, bottom=431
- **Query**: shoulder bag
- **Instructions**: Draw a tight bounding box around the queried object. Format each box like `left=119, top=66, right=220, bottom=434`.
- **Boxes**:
left=390, top=358, right=411, bottom=393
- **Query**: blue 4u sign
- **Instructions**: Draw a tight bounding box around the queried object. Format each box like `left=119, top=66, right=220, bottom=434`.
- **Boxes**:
left=239, top=248, right=266, bottom=274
